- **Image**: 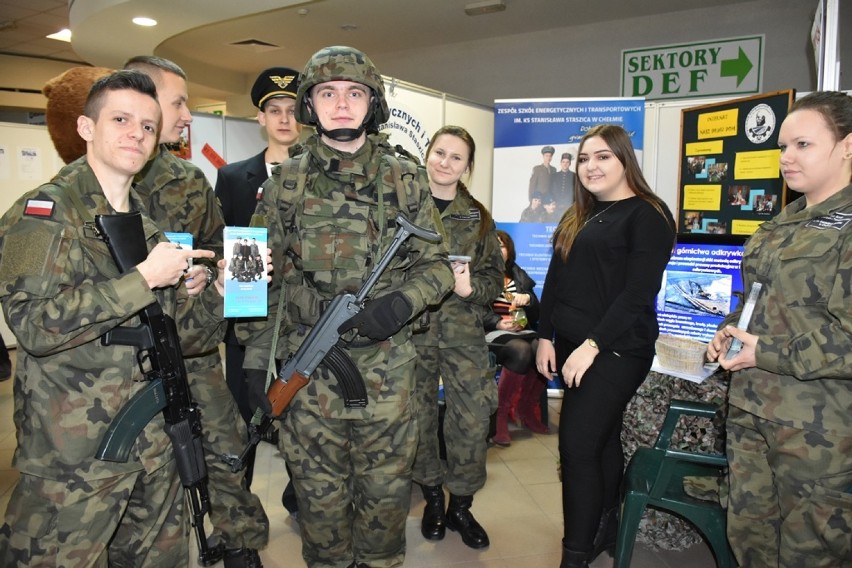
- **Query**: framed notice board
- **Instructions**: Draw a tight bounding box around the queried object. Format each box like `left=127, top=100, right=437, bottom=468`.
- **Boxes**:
left=677, top=89, right=795, bottom=236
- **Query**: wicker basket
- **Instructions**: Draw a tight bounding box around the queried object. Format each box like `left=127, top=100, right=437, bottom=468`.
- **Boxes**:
left=655, top=334, right=708, bottom=376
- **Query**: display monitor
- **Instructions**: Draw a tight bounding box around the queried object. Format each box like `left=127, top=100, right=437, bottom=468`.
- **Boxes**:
left=655, top=234, right=747, bottom=343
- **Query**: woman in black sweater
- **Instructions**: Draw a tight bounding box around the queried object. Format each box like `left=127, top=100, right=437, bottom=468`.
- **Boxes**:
left=535, top=125, right=675, bottom=568
left=483, top=230, right=547, bottom=447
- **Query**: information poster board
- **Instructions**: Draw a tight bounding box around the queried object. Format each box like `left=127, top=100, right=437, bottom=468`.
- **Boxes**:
left=677, top=90, right=794, bottom=236
left=492, top=98, right=646, bottom=298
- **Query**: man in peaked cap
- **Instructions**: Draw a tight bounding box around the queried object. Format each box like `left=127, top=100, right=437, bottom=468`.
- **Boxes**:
left=214, top=67, right=304, bottom=494
left=217, top=67, right=303, bottom=243
left=528, top=144, right=555, bottom=201
left=550, top=151, right=576, bottom=211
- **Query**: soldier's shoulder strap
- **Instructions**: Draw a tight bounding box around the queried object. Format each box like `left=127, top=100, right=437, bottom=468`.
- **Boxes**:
left=279, top=151, right=312, bottom=204
left=380, top=147, right=420, bottom=219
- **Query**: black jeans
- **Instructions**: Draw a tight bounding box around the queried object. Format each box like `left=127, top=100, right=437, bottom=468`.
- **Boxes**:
left=556, top=336, right=651, bottom=552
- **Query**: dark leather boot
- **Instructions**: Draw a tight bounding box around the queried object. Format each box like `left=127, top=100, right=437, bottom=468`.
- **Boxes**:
left=223, top=547, right=262, bottom=568
left=446, top=494, right=489, bottom=549
left=560, top=542, right=590, bottom=568
left=420, top=484, right=446, bottom=541
left=589, top=506, right=618, bottom=561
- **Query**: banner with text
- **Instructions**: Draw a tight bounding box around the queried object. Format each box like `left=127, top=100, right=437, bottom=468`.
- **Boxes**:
left=493, top=98, right=645, bottom=300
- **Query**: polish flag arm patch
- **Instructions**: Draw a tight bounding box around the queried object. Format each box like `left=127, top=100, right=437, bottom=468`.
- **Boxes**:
left=24, top=199, right=55, bottom=218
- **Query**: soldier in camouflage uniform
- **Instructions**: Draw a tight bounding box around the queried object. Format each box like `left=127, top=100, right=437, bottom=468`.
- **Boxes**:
left=0, top=71, right=224, bottom=567
left=124, top=56, right=268, bottom=567
left=708, top=91, right=852, bottom=567
left=238, top=46, right=454, bottom=568
left=410, top=125, right=504, bottom=549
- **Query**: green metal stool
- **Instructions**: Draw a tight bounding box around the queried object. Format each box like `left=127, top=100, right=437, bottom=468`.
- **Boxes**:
left=615, top=399, right=737, bottom=568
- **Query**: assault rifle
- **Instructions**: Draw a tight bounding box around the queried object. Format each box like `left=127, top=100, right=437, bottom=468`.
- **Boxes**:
left=221, top=213, right=441, bottom=472
left=93, top=211, right=223, bottom=566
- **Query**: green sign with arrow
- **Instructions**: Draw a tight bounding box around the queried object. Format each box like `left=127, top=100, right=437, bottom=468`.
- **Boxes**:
left=621, top=36, right=763, bottom=101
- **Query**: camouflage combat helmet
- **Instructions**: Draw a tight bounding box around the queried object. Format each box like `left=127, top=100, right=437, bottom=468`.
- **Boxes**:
left=295, top=45, right=389, bottom=141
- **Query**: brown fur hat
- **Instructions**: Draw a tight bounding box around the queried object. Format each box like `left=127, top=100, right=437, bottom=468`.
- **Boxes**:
left=43, top=66, right=114, bottom=164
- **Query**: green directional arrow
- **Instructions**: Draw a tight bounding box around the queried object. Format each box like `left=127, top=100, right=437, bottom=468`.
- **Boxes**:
left=721, top=47, right=753, bottom=87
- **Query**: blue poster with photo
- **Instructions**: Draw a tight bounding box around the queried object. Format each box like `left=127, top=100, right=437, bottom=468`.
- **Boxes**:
left=223, top=226, right=268, bottom=318
left=491, top=98, right=646, bottom=300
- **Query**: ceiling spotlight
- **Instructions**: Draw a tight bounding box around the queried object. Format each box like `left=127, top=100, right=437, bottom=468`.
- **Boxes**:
left=46, top=28, right=72, bottom=42
left=132, top=17, right=158, bottom=27
left=464, top=0, right=506, bottom=16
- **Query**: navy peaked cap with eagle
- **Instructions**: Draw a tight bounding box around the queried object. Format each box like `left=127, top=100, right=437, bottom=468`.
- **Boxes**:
left=251, top=67, right=302, bottom=109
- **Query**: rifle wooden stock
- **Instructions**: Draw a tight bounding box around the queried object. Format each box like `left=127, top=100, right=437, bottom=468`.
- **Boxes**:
left=268, top=372, right=309, bottom=416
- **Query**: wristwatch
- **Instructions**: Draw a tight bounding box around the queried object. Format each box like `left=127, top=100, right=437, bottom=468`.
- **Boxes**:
left=586, top=338, right=599, bottom=350
left=204, top=266, right=215, bottom=287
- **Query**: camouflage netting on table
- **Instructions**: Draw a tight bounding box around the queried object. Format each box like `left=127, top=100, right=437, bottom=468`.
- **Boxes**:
left=620, top=369, right=730, bottom=551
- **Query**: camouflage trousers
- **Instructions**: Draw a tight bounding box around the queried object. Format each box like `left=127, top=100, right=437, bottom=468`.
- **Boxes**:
left=0, top=463, right=186, bottom=567
left=726, top=405, right=852, bottom=567
left=411, top=344, right=497, bottom=495
left=280, top=387, right=418, bottom=568
left=187, top=358, right=269, bottom=549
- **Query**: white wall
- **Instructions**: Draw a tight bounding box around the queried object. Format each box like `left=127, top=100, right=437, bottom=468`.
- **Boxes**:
left=377, top=0, right=841, bottom=108
left=0, top=124, right=65, bottom=347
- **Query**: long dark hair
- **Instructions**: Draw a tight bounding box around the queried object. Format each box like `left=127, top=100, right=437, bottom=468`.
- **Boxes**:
left=552, top=124, right=672, bottom=261
left=495, top=229, right=515, bottom=274
left=426, top=125, right=493, bottom=239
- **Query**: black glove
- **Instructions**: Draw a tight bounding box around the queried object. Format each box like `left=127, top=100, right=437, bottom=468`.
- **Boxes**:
left=338, top=291, right=413, bottom=341
left=245, top=368, right=273, bottom=417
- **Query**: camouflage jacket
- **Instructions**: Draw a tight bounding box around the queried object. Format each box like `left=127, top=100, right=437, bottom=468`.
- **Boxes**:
left=134, top=146, right=226, bottom=369
left=725, top=184, right=852, bottom=436
left=238, top=133, right=454, bottom=418
left=134, top=145, right=225, bottom=261
left=0, top=160, right=225, bottom=480
left=413, top=190, right=504, bottom=348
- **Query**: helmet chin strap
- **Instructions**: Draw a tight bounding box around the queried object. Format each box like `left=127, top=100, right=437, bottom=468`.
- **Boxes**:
left=316, top=123, right=364, bottom=142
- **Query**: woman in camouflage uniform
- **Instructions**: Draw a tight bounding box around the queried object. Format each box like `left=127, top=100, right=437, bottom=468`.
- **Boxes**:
left=708, top=91, right=852, bottom=567
left=411, top=125, right=504, bottom=550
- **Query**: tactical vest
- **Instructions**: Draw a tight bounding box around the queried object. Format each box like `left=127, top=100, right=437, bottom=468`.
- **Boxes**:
left=263, top=145, right=424, bottom=328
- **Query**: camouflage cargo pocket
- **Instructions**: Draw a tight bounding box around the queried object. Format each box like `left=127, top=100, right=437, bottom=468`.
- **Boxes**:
left=4, top=475, right=62, bottom=540
left=794, top=480, right=852, bottom=560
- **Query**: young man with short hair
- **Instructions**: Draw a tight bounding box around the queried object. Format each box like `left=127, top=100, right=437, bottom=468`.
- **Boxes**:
left=124, top=55, right=268, bottom=568
left=0, top=70, right=224, bottom=566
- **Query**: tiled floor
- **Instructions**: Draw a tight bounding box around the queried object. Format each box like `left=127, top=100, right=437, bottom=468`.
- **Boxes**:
left=0, top=349, right=717, bottom=567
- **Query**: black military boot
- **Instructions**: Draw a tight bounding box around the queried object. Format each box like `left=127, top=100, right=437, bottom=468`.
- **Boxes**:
left=560, top=542, right=590, bottom=568
left=420, top=484, right=446, bottom=540
left=223, top=547, right=262, bottom=568
left=445, top=493, right=489, bottom=549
